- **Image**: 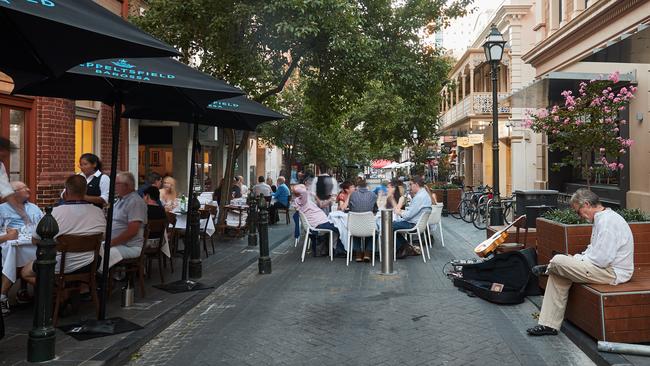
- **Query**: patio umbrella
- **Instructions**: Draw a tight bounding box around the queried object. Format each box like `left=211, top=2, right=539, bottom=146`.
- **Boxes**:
left=13, top=57, right=244, bottom=322
left=0, top=0, right=179, bottom=82
left=123, top=95, right=286, bottom=131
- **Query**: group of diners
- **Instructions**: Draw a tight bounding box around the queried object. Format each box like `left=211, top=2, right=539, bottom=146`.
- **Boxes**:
left=291, top=174, right=439, bottom=262
left=0, top=146, right=179, bottom=315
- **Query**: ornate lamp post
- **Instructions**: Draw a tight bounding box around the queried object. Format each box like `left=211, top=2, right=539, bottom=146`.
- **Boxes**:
left=411, top=127, right=418, bottom=176
left=482, top=24, right=507, bottom=226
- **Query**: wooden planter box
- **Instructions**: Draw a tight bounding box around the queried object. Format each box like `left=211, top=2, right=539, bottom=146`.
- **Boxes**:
left=535, top=217, right=650, bottom=342
left=432, top=188, right=462, bottom=214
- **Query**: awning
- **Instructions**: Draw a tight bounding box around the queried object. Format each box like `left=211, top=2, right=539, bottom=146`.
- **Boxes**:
left=504, top=71, right=637, bottom=109
left=371, top=159, right=394, bottom=169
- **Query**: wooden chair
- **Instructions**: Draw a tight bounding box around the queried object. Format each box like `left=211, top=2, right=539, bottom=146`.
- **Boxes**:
left=495, top=216, right=529, bottom=253
left=109, top=225, right=149, bottom=298
left=203, top=205, right=218, bottom=254
left=53, top=234, right=103, bottom=327
left=143, top=219, right=168, bottom=283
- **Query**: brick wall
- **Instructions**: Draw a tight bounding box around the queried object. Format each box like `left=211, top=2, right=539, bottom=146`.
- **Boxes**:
left=35, top=97, right=75, bottom=207
left=100, top=104, right=129, bottom=176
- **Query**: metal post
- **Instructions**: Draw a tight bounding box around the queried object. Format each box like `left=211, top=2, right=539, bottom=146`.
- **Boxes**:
left=380, top=209, right=394, bottom=274
left=27, top=207, right=58, bottom=362
left=188, top=192, right=202, bottom=279
left=247, top=192, right=258, bottom=246
left=490, top=62, right=504, bottom=226
left=258, top=196, right=271, bottom=274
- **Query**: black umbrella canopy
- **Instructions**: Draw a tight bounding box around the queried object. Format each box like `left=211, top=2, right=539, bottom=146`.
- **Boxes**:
left=124, top=95, right=286, bottom=131
left=13, top=57, right=243, bottom=107
left=0, top=0, right=179, bottom=81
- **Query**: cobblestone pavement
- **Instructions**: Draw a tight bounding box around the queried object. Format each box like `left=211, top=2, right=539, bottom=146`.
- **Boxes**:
left=129, top=217, right=595, bottom=366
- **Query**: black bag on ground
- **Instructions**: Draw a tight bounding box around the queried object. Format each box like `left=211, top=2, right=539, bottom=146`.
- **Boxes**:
left=453, top=250, right=532, bottom=305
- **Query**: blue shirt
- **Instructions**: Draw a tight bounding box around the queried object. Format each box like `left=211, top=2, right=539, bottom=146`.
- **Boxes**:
left=0, top=202, right=43, bottom=228
left=397, top=189, right=432, bottom=224
left=373, top=185, right=388, bottom=195
left=272, top=184, right=290, bottom=207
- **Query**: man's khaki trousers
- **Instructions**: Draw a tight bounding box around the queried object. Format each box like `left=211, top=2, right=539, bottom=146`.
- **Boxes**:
left=538, top=254, right=615, bottom=330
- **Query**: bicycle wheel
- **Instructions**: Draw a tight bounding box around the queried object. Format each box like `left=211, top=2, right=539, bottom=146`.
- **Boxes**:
left=503, top=202, right=512, bottom=225
left=460, top=200, right=473, bottom=223
left=473, top=202, right=489, bottom=230
left=450, top=201, right=462, bottom=219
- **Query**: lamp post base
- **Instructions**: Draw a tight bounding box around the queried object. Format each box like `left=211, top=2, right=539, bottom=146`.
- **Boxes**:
left=259, top=257, right=272, bottom=274
left=189, top=259, right=202, bottom=279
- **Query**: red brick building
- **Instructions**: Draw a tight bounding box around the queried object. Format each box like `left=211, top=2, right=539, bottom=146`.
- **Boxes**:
left=0, top=0, right=137, bottom=206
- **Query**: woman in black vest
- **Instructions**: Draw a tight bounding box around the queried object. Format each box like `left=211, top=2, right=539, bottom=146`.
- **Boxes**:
left=78, top=153, right=110, bottom=208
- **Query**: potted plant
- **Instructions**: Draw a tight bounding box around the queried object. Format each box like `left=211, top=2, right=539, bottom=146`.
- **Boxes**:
left=428, top=182, right=461, bottom=214
left=536, top=208, right=650, bottom=265
left=525, top=71, right=636, bottom=187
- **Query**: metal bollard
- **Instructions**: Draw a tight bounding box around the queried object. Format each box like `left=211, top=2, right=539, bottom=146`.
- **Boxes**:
left=258, top=197, right=272, bottom=274
left=247, top=192, right=258, bottom=246
left=380, top=209, right=394, bottom=274
left=27, top=206, right=59, bottom=362
left=188, top=192, right=203, bottom=279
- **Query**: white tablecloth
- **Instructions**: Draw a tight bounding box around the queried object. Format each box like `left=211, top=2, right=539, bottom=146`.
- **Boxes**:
left=1, top=236, right=36, bottom=283
left=174, top=213, right=216, bottom=237
left=328, top=211, right=349, bottom=251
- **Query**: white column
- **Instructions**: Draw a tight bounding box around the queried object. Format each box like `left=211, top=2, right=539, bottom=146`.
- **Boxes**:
left=469, top=67, right=475, bottom=94
left=172, top=124, right=192, bottom=195
left=461, top=73, right=466, bottom=99
left=127, top=119, right=139, bottom=183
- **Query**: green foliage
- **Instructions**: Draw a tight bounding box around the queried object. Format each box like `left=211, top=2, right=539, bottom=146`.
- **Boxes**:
left=616, top=208, right=650, bottom=222
left=542, top=207, right=650, bottom=224
left=135, top=0, right=474, bottom=171
left=541, top=209, right=587, bottom=225
left=427, top=183, right=460, bottom=189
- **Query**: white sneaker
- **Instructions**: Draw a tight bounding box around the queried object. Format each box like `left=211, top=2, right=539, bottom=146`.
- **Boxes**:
left=1, top=296, right=9, bottom=315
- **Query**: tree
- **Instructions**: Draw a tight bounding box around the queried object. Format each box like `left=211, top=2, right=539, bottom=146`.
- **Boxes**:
left=526, top=71, right=636, bottom=188
left=135, top=0, right=473, bottom=220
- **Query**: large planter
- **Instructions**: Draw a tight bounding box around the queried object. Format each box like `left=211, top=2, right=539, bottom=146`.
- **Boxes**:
left=432, top=188, right=462, bottom=214
left=535, top=217, right=650, bottom=266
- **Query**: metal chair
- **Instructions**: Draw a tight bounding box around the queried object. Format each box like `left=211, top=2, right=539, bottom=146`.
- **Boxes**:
left=426, top=204, right=445, bottom=251
left=346, top=212, right=378, bottom=266
left=298, top=211, right=334, bottom=262
left=393, top=211, right=431, bottom=263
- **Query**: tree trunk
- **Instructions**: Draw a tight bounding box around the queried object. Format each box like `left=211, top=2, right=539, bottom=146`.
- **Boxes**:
left=218, top=129, right=238, bottom=226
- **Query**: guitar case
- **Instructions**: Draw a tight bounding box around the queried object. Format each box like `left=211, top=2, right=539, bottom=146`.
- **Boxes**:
left=453, top=249, right=537, bottom=305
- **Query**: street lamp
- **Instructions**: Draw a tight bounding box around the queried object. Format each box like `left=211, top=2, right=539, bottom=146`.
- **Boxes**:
left=483, top=24, right=507, bottom=226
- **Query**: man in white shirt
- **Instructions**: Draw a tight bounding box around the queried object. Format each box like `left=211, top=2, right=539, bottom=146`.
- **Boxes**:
left=22, top=175, right=106, bottom=283
left=527, top=188, right=634, bottom=336
left=252, top=176, right=272, bottom=198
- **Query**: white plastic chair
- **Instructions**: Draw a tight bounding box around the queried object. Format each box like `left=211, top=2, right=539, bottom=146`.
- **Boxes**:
left=394, top=211, right=431, bottom=263
left=346, top=212, right=378, bottom=266
left=298, top=211, right=334, bottom=262
left=426, top=204, right=445, bottom=251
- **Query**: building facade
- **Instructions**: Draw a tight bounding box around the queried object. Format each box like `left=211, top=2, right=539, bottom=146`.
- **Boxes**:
left=439, top=1, right=538, bottom=196
left=520, top=0, right=650, bottom=209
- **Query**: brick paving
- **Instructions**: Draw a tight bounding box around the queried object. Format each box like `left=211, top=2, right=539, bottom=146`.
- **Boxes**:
left=129, top=217, right=595, bottom=366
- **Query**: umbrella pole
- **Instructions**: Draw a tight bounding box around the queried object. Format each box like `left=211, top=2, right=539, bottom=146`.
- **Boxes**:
left=98, top=95, right=122, bottom=320
left=156, top=122, right=208, bottom=293
left=188, top=122, right=202, bottom=279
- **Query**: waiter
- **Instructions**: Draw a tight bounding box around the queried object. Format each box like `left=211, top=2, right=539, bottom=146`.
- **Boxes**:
left=0, top=137, right=31, bottom=224
left=61, top=153, right=110, bottom=208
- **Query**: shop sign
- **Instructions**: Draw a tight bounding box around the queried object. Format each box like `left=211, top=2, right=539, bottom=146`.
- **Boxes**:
left=457, top=137, right=471, bottom=147
left=468, top=134, right=484, bottom=145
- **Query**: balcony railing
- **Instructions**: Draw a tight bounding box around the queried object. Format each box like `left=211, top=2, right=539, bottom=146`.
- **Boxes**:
left=441, top=92, right=510, bottom=129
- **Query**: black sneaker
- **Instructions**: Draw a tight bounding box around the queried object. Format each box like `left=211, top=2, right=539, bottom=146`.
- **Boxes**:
left=527, top=325, right=558, bottom=336
left=531, top=265, right=548, bottom=276
left=1, top=296, right=9, bottom=315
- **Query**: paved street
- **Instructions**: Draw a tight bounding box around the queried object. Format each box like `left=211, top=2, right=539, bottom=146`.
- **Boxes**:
left=129, top=217, right=594, bottom=366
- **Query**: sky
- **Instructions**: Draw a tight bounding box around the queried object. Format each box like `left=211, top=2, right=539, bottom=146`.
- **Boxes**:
left=441, top=0, right=502, bottom=59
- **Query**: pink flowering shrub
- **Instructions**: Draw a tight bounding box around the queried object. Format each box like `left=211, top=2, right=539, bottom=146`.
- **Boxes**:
left=524, top=71, right=636, bottom=186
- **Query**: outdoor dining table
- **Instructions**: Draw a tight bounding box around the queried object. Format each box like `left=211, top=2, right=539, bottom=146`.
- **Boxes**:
left=327, top=209, right=398, bottom=253
left=173, top=211, right=216, bottom=237
left=0, top=235, right=35, bottom=283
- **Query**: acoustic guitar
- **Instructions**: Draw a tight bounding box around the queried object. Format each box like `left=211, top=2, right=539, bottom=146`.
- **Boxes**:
left=473, top=215, right=526, bottom=258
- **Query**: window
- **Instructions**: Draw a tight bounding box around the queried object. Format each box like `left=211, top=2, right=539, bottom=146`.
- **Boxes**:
left=9, top=109, right=25, bottom=182
left=75, top=117, right=94, bottom=172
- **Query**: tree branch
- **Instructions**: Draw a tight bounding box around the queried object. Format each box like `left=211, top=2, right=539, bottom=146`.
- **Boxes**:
left=254, top=50, right=304, bottom=103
